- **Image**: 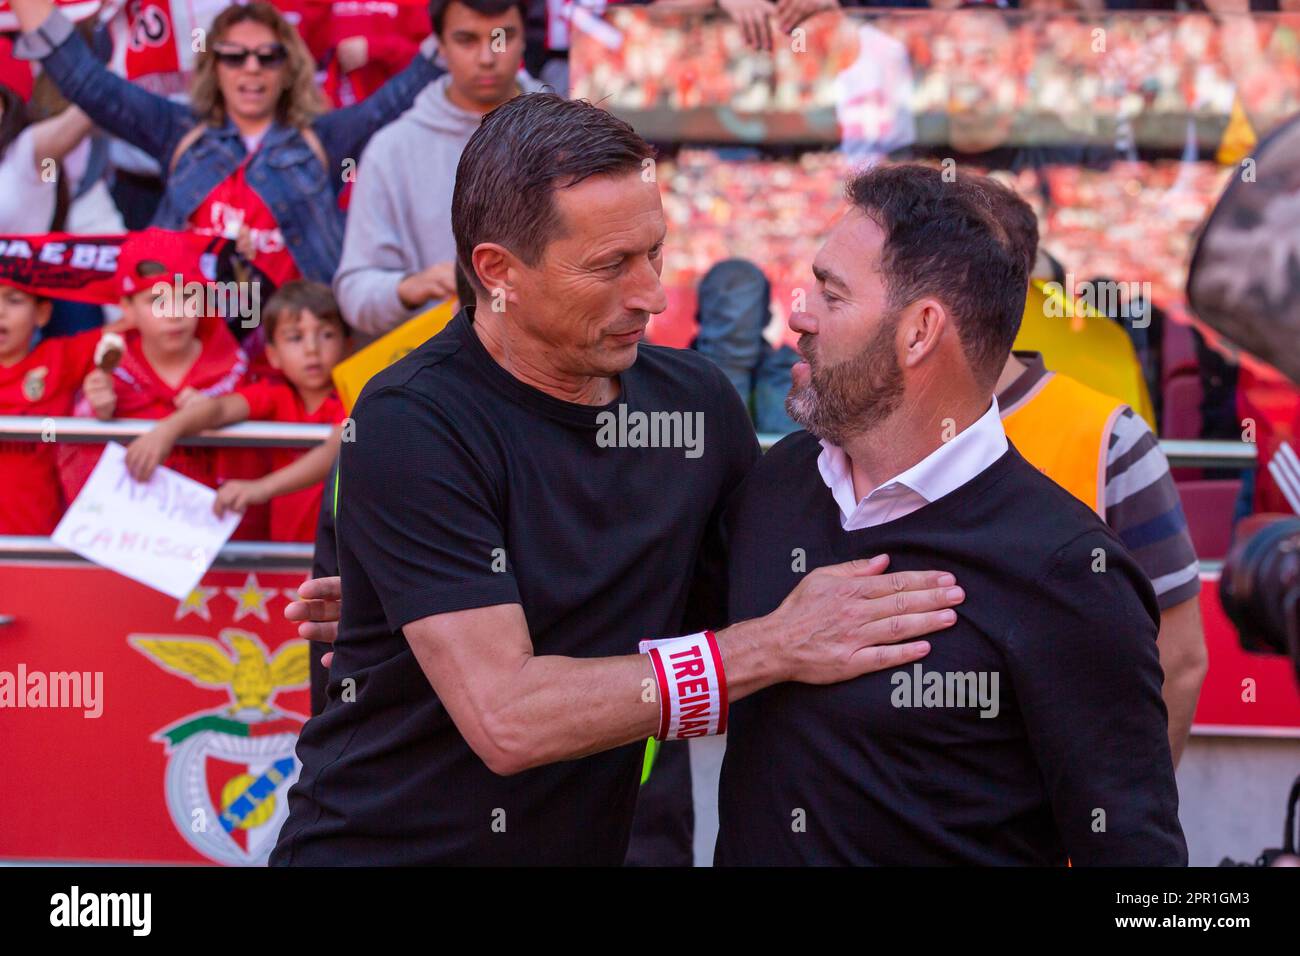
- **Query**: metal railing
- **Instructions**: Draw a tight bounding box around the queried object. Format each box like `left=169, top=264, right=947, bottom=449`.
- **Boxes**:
left=0, top=535, right=313, bottom=568
left=1, top=416, right=326, bottom=570
left=0, top=416, right=330, bottom=448
left=0, top=415, right=1257, bottom=571
left=2, top=417, right=1261, bottom=462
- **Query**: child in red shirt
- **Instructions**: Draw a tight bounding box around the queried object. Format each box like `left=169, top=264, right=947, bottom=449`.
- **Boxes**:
left=0, top=285, right=107, bottom=534
left=124, top=281, right=348, bottom=542
left=61, top=232, right=250, bottom=501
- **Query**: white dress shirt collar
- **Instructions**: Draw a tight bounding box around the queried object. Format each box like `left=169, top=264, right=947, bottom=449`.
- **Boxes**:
left=817, top=397, right=1008, bottom=531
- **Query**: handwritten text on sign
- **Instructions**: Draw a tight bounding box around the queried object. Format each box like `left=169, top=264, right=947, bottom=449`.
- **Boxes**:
left=52, top=442, right=240, bottom=599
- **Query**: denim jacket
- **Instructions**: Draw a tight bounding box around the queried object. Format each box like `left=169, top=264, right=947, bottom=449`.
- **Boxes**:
left=16, top=9, right=443, bottom=284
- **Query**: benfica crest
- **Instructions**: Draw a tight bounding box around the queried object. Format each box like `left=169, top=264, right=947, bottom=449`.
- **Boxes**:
left=130, top=624, right=308, bottom=865
left=22, top=366, right=47, bottom=402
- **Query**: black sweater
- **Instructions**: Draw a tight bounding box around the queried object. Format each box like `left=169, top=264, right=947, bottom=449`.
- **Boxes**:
left=715, top=432, right=1187, bottom=866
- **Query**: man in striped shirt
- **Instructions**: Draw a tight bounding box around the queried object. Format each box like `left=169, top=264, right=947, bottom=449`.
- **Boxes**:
left=995, top=349, right=1207, bottom=764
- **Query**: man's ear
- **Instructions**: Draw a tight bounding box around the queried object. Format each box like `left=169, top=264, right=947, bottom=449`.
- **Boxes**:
left=264, top=342, right=283, bottom=371
left=35, top=299, right=53, bottom=330
left=900, top=297, right=947, bottom=369
left=470, top=243, right=523, bottom=310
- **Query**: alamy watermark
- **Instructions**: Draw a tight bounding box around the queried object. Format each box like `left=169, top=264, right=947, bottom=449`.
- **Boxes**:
left=151, top=274, right=261, bottom=328
left=1043, top=274, right=1151, bottom=327
left=0, top=664, right=102, bottom=718
left=50, top=886, right=150, bottom=935
left=890, top=664, right=1000, bottom=718
left=596, top=404, right=704, bottom=459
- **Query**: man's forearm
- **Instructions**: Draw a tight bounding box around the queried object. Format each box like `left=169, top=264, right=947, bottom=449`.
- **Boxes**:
left=1157, top=596, right=1208, bottom=767
left=465, top=619, right=782, bottom=774
left=407, top=560, right=958, bottom=775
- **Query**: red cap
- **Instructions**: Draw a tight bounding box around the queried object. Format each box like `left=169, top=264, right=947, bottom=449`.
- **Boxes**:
left=116, top=228, right=218, bottom=299
left=0, top=37, right=35, bottom=102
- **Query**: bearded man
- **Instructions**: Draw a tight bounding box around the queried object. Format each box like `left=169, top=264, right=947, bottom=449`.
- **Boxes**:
left=713, top=164, right=1188, bottom=866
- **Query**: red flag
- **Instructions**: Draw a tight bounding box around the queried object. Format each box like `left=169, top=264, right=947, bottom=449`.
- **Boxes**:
left=0, top=35, right=35, bottom=100
left=0, top=234, right=126, bottom=305
left=0, top=230, right=228, bottom=305
left=119, top=0, right=182, bottom=79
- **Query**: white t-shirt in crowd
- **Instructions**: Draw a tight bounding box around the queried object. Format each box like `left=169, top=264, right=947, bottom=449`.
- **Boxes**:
left=0, top=125, right=57, bottom=232
left=0, top=127, right=125, bottom=235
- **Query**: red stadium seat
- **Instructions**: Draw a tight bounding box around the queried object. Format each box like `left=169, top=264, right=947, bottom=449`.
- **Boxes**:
left=1163, top=372, right=1204, bottom=481
left=1162, top=319, right=1199, bottom=383
left=1162, top=373, right=1203, bottom=440
left=1175, top=479, right=1242, bottom=560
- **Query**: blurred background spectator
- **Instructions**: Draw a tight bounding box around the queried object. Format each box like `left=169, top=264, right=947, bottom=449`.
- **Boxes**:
left=9, top=0, right=443, bottom=290
left=334, top=0, right=540, bottom=341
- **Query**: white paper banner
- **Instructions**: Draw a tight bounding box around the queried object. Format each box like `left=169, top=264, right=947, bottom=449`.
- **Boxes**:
left=52, top=442, right=240, bottom=599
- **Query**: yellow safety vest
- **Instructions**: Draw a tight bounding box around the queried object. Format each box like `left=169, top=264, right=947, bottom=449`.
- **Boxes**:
left=1000, top=371, right=1127, bottom=517
left=1014, top=280, right=1155, bottom=430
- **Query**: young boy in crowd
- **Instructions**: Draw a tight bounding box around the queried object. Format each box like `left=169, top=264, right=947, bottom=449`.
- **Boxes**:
left=124, top=281, right=347, bottom=542
left=0, top=284, right=109, bottom=534
left=62, top=231, right=250, bottom=502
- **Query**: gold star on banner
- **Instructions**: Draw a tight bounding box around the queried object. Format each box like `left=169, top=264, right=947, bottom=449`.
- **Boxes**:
left=224, top=574, right=278, bottom=623
left=175, top=585, right=219, bottom=622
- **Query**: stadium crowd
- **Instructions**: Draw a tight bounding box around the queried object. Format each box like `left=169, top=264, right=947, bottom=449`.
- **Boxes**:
left=0, top=0, right=1295, bottom=560
left=0, top=0, right=1298, bottom=872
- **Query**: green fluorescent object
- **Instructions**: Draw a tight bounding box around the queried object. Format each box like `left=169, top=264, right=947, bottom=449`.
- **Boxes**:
left=640, top=737, right=658, bottom=785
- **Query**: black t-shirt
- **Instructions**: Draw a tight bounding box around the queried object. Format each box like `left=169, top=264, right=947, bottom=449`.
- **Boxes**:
left=272, top=309, right=758, bottom=865
left=306, top=459, right=340, bottom=717
left=715, top=431, right=1187, bottom=866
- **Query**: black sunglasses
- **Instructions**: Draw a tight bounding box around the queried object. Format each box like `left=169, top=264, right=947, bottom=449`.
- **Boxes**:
left=212, top=43, right=288, bottom=69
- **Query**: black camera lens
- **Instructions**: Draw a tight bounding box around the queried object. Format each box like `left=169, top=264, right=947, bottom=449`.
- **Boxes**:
left=1219, top=516, right=1300, bottom=683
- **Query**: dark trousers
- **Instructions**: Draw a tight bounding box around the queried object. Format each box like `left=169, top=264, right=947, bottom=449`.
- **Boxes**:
left=624, top=740, right=694, bottom=866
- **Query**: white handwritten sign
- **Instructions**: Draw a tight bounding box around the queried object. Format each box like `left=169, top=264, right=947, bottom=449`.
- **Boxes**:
left=52, top=442, right=240, bottom=599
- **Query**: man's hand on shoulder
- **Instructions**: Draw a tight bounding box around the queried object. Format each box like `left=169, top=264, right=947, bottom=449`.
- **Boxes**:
left=286, top=576, right=342, bottom=667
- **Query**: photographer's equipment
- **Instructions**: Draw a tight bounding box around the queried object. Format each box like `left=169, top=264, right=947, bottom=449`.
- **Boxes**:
left=1219, top=773, right=1300, bottom=867
left=1187, top=112, right=1300, bottom=386
left=1219, top=516, right=1300, bottom=686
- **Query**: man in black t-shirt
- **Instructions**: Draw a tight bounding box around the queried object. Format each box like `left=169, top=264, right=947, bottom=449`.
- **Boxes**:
left=271, top=95, right=966, bottom=866
left=714, top=164, right=1187, bottom=865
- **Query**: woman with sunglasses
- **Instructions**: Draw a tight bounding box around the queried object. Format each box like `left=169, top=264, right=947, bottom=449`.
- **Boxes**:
left=8, top=0, right=444, bottom=287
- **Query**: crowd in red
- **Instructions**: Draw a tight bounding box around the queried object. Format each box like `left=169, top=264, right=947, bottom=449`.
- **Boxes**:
left=0, top=0, right=438, bottom=543
left=1, top=0, right=1297, bottom=552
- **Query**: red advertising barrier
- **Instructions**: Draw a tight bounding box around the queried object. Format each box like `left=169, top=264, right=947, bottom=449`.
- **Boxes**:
left=1193, top=571, right=1300, bottom=736
left=1, top=563, right=1297, bottom=864
left=0, top=563, right=310, bottom=864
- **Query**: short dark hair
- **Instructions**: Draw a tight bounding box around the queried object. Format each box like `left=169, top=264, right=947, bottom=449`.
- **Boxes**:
left=452, top=94, right=654, bottom=294
left=454, top=262, right=476, bottom=308
left=429, top=0, right=528, bottom=36
left=979, top=178, right=1038, bottom=278
left=263, top=280, right=348, bottom=341
left=844, top=163, right=1031, bottom=389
